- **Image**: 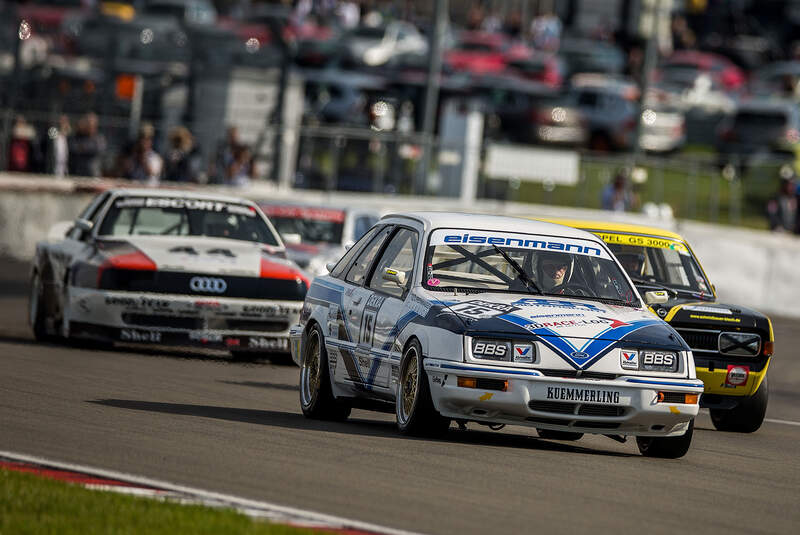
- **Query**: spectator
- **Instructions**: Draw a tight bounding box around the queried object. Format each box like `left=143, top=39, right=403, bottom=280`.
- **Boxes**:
left=530, top=12, right=562, bottom=51
left=213, top=126, right=240, bottom=184
left=601, top=171, right=638, bottom=212
left=164, top=126, right=202, bottom=182
left=766, top=177, right=799, bottom=233
left=7, top=115, right=39, bottom=173
left=42, top=115, right=70, bottom=177
left=126, top=124, right=163, bottom=186
left=226, top=144, right=252, bottom=187
left=69, top=112, right=106, bottom=177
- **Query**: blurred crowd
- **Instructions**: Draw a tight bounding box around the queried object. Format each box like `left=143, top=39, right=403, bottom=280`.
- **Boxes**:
left=7, top=113, right=255, bottom=186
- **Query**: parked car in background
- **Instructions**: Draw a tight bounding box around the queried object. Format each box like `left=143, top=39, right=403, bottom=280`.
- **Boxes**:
left=30, top=190, right=308, bottom=359
left=141, top=0, right=217, bottom=27
left=260, top=203, right=381, bottom=276
left=343, top=22, right=427, bottom=67
left=507, top=52, right=567, bottom=89
left=656, top=51, right=747, bottom=93
left=445, top=31, right=509, bottom=74
left=750, top=61, right=800, bottom=99
left=558, top=36, right=626, bottom=77
left=569, top=74, right=686, bottom=153
left=716, top=99, right=800, bottom=171
left=550, top=219, right=774, bottom=433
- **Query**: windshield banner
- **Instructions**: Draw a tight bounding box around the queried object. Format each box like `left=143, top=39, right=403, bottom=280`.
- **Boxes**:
left=429, top=229, right=612, bottom=260
left=594, top=233, right=688, bottom=255
left=114, top=197, right=256, bottom=217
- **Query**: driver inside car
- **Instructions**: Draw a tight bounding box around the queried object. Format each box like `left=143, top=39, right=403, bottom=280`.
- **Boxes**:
left=613, top=247, right=647, bottom=280
left=538, top=251, right=572, bottom=291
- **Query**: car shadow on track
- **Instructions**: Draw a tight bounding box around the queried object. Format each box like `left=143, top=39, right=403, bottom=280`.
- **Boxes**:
left=88, top=398, right=635, bottom=457
left=217, top=380, right=298, bottom=391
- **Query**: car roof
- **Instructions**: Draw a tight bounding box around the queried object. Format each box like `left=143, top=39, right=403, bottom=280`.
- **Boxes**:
left=384, top=212, right=604, bottom=241
left=537, top=218, right=686, bottom=241
left=107, top=188, right=257, bottom=205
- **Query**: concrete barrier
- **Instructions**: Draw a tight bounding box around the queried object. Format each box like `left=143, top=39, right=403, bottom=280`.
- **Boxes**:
left=1, top=172, right=797, bottom=319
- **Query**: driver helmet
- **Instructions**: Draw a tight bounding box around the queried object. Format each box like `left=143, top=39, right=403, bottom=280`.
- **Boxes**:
left=539, top=251, right=572, bottom=291
left=616, top=249, right=646, bottom=279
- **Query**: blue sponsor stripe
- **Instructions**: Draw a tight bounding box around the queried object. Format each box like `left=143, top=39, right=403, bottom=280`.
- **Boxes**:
left=625, top=378, right=704, bottom=388
left=381, top=310, right=419, bottom=351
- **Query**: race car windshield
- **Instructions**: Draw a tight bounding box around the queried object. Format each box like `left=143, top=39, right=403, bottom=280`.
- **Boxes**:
left=262, top=206, right=346, bottom=245
left=424, top=229, right=637, bottom=304
left=604, top=239, right=712, bottom=296
left=98, top=197, right=279, bottom=245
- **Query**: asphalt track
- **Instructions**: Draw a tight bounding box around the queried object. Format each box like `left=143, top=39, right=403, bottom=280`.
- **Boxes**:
left=1, top=256, right=799, bottom=535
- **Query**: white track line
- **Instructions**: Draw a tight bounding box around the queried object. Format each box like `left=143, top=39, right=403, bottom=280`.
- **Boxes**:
left=764, top=418, right=800, bottom=427
left=0, top=450, right=422, bottom=535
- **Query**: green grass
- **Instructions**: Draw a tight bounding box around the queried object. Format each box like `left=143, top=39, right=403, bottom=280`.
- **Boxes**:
left=0, top=468, right=319, bottom=535
left=505, top=158, right=780, bottom=231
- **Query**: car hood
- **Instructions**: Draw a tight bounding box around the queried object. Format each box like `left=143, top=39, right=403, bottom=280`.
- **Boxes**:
left=424, top=291, right=685, bottom=350
left=650, top=297, right=771, bottom=334
left=118, top=235, right=273, bottom=277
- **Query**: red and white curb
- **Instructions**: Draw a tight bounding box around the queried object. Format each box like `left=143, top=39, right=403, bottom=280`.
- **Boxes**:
left=0, top=450, right=422, bottom=535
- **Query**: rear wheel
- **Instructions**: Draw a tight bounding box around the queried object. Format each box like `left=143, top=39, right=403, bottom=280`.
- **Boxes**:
left=636, top=419, right=694, bottom=458
left=299, top=325, right=350, bottom=421
left=710, top=377, right=769, bottom=433
left=396, top=340, right=450, bottom=436
left=537, top=429, right=584, bottom=441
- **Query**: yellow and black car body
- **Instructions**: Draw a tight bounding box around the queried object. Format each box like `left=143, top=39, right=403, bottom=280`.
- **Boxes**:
left=542, top=219, right=773, bottom=433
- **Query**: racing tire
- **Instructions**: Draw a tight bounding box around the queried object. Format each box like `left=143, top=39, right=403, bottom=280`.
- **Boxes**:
left=29, top=270, right=51, bottom=342
left=636, top=419, right=694, bottom=459
left=299, top=325, right=351, bottom=421
left=396, top=340, right=450, bottom=437
left=710, top=376, right=769, bottom=433
left=537, top=429, right=584, bottom=441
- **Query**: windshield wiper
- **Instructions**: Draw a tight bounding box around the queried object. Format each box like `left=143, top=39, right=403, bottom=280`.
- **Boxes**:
left=627, top=277, right=679, bottom=298
left=491, top=245, right=541, bottom=295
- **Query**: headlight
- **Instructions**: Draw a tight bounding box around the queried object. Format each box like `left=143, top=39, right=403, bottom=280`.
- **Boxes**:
left=620, top=349, right=679, bottom=372
left=718, top=332, right=761, bottom=356
left=469, top=338, right=536, bottom=364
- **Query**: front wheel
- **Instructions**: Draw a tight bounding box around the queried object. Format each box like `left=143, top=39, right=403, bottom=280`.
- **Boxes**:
left=396, top=340, right=450, bottom=436
left=636, top=419, right=694, bottom=458
left=710, top=376, right=769, bottom=433
left=299, top=325, right=350, bottom=421
left=29, top=270, right=51, bottom=342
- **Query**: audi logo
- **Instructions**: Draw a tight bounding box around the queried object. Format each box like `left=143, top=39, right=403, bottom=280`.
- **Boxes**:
left=189, top=277, right=227, bottom=293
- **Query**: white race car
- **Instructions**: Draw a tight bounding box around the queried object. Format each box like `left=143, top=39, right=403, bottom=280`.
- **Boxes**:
left=290, top=213, right=704, bottom=457
left=30, top=189, right=309, bottom=358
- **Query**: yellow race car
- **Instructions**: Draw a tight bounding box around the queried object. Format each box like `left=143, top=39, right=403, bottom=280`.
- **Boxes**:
left=542, top=219, right=773, bottom=433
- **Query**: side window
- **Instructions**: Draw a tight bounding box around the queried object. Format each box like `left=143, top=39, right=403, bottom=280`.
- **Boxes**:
left=367, top=228, right=418, bottom=298
left=353, top=215, right=377, bottom=241
left=330, top=225, right=381, bottom=279
left=69, top=192, right=110, bottom=241
left=344, top=226, right=393, bottom=286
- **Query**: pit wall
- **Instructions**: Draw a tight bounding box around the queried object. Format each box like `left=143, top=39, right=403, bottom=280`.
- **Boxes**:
left=1, top=173, right=797, bottom=319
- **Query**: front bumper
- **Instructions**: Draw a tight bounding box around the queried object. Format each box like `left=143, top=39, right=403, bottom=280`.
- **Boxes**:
left=696, top=359, right=770, bottom=409
left=67, top=287, right=303, bottom=352
left=424, top=360, right=703, bottom=437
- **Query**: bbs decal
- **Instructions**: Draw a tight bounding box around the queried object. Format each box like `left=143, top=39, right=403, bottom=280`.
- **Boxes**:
left=472, top=341, right=508, bottom=358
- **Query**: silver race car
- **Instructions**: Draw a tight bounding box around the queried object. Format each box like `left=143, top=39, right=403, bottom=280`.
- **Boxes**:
left=291, top=213, right=704, bottom=457
left=30, top=189, right=309, bottom=358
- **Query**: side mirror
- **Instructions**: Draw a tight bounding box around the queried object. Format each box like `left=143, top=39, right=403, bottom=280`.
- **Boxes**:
left=382, top=267, right=406, bottom=286
left=75, top=218, right=94, bottom=233
left=644, top=290, right=669, bottom=305
left=325, top=261, right=337, bottom=273
left=282, top=233, right=302, bottom=245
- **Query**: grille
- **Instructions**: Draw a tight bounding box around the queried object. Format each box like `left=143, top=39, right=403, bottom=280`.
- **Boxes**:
left=661, top=392, right=687, bottom=403
left=211, top=319, right=289, bottom=333
left=577, top=404, right=626, bottom=417
left=99, top=269, right=307, bottom=300
left=122, top=314, right=200, bottom=330
left=538, top=369, right=618, bottom=380
left=675, top=329, right=718, bottom=351
left=526, top=417, right=572, bottom=426
left=528, top=401, right=576, bottom=414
